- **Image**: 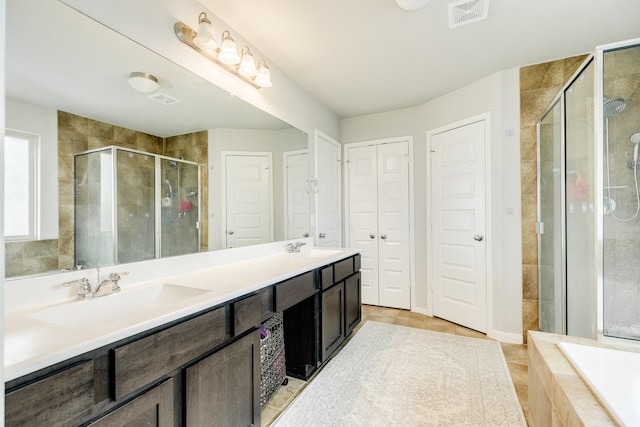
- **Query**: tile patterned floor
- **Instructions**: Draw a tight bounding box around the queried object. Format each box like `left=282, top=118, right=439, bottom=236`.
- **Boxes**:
left=261, top=304, right=529, bottom=426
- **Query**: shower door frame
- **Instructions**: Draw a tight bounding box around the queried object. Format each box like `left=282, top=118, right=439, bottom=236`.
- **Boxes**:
left=536, top=95, right=567, bottom=335
left=74, top=145, right=201, bottom=265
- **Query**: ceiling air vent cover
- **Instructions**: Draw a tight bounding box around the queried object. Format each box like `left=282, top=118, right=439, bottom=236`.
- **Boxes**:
left=147, top=92, right=181, bottom=106
left=448, top=0, right=490, bottom=28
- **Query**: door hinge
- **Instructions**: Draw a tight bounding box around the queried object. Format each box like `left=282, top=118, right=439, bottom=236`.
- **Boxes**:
left=536, top=221, right=544, bottom=234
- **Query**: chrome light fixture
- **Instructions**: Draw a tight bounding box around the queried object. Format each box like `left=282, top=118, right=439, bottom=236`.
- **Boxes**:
left=174, top=12, right=272, bottom=88
left=128, top=72, right=159, bottom=93
left=193, top=12, right=217, bottom=54
left=238, top=46, right=258, bottom=77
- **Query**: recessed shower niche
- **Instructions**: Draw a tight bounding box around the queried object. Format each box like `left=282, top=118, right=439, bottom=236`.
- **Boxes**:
left=74, top=146, right=200, bottom=268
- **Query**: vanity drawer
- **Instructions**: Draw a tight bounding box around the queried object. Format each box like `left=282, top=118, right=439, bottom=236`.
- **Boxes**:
left=334, top=256, right=355, bottom=283
left=320, top=265, right=334, bottom=290
left=233, top=293, right=262, bottom=336
left=274, top=271, right=316, bottom=311
left=6, top=360, right=95, bottom=426
left=260, top=286, right=275, bottom=322
left=112, top=305, right=230, bottom=400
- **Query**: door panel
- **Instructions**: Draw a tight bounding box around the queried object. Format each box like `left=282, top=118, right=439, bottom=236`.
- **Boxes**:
left=315, top=133, right=341, bottom=247
left=348, top=145, right=378, bottom=305
left=284, top=151, right=309, bottom=239
left=225, top=154, right=271, bottom=248
left=431, top=120, right=487, bottom=332
left=377, top=142, right=410, bottom=309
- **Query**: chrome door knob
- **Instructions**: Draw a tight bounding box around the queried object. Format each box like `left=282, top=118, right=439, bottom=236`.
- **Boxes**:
left=369, top=234, right=376, bottom=239
left=474, top=234, right=483, bottom=241
left=380, top=234, right=387, bottom=240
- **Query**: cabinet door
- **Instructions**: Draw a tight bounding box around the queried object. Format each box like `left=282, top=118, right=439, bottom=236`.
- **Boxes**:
left=321, top=282, right=345, bottom=362
left=345, top=272, right=362, bottom=336
left=185, top=330, right=260, bottom=427
left=5, top=361, right=95, bottom=427
left=88, top=379, right=174, bottom=427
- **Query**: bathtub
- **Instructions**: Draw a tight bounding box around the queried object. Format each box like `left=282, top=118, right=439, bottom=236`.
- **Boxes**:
left=558, top=342, right=640, bottom=426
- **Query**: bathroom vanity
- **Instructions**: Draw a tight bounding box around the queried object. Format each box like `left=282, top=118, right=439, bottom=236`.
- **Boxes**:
left=4, top=244, right=361, bottom=426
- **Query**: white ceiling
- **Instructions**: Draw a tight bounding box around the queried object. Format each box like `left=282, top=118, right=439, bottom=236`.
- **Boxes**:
left=200, top=0, right=640, bottom=118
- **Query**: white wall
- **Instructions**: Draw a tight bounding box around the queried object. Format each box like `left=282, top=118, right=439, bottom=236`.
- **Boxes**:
left=5, top=97, right=59, bottom=239
left=341, top=69, right=523, bottom=342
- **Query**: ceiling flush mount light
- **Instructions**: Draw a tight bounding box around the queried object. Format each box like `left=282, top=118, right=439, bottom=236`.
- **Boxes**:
left=174, top=12, right=272, bottom=88
left=395, top=0, right=431, bottom=11
left=128, top=72, right=159, bottom=93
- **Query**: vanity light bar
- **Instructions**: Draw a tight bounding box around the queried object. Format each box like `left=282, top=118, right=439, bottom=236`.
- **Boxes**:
left=174, top=20, right=269, bottom=89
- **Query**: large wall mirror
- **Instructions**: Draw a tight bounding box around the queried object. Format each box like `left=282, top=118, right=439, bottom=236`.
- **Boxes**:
left=4, top=0, right=309, bottom=278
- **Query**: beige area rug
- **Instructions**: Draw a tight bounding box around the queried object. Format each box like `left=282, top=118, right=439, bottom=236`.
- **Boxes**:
left=272, top=321, right=526, bottom=427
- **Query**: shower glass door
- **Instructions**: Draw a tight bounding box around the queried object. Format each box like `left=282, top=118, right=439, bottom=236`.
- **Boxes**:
left=537, top=100, right=564, bottom=334
left=565, top=61, right=596, bottom=338
left=159, top=159, right=200, bottom=258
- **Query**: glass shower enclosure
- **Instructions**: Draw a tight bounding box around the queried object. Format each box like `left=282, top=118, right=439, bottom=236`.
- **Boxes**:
left=537, top=38, right=640, bottom=341
left=74, top=146, right=200, bottom=268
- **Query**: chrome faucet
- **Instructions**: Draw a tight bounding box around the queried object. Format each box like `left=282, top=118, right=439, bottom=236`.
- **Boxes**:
left=285, top=242, right=307, bottom=253
left=62, top=272, right=129, bottom=299
left=94, top=272, right=128, bottom=297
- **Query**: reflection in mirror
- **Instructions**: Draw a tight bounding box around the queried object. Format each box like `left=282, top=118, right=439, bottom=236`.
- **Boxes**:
left=4, top=0, right=308, bottom=278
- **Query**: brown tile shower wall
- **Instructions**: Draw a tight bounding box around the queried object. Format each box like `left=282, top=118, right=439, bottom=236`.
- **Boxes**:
left=165, top=131, right=209, bottom=253
left=5, top=111, right=209, bottom=277
left=519, top=55, right=588, bottom=343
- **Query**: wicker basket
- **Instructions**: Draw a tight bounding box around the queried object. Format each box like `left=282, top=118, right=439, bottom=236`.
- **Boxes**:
left=260, top=312, right=286, bottom=408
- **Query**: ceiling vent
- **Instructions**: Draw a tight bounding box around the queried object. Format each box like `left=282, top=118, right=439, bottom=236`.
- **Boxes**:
left=448, top=0, right=490, bottom=28
left=147, top=92, right=181, bottom=106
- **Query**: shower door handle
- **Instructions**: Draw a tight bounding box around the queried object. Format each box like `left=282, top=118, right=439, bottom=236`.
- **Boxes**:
left=227, top=230, right=234, bottom=235
left=474, top=234, right=483, bottom=241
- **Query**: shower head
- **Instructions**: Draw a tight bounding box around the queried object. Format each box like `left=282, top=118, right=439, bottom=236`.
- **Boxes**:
left=167, top=160, right=179, bottom=170
left=630, top=133, right=640, bottom=145
left=603, top=96, right=626, bottom=117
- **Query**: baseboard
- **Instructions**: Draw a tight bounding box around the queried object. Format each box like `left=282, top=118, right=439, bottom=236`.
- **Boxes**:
left=489, top=328, right=523, bottom=344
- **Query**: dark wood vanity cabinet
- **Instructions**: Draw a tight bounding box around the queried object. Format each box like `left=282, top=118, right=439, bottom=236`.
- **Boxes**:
left=320, top=254, right=362, bottom=363
left=5, top=254, right=361, bottom=426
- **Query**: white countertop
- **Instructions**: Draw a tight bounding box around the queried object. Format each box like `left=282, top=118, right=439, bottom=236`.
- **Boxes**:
left=4, top=245, right=358, bottom=382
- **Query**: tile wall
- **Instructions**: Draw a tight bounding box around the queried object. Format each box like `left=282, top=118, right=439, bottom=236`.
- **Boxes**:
left=5, top=111, right=208, bottom=277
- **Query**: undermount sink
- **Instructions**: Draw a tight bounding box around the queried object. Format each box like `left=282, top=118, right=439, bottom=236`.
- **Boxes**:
left=28, top=283, right=209, bottom=331
left=292, top=248, right=342, bottom=258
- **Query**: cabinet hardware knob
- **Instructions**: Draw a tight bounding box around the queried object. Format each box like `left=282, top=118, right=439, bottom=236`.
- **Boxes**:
left=319, top=232, right=326, bottom=238
left=369, top=234, right=375, bottom=239
left=474, top=234, right=483, bottom=241
left=380, top=234, right=387, bottom=240
left=228, top=230, right=234, bottom=235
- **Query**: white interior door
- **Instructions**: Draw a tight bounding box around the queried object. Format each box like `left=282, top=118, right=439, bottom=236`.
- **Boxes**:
left=377, top=142, right=411, bottom=309
left=431, top=120, right=487, bottom=333
left=347, top=145, right=379, bottom=305
left=348, top=141, right=410, bottom=309
left=224, top=153, right=272, bottom=248
left=284, top=150, right=309, bottom=239
left=315, top=132, right=341, bottom=247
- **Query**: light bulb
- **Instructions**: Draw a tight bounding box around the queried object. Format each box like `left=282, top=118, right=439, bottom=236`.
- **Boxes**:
left=253, top=60, right=272, bottom=88
left=238, top=46, right=258, bottom=77
left=193, top=12, right=218, bottom=53
left=218, top=31, right=240, bottom=65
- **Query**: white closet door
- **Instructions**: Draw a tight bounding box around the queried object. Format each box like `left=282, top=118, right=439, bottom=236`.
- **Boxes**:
left=315, top=132, right=342, bottom=247
left=224, top=154, right=272, bottom=248
left=284, top=150, right=309, bottom=239
left=431, top=120, right=487, bottom=333
left=347, top=141, right=410, bottom=309
left=347, top=145, right=379, bottom=305
left=377, top=142, right=410, bottom=309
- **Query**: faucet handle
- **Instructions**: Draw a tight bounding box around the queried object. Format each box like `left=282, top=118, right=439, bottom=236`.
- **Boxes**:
left=62, top=277, right=92, bottom=298
left=104, top=271, right=129, bottom=292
